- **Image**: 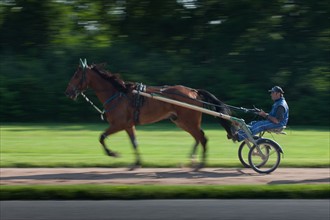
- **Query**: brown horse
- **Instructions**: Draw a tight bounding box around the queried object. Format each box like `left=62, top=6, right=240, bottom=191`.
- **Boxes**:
left=65, top=59, right=234, bottom=170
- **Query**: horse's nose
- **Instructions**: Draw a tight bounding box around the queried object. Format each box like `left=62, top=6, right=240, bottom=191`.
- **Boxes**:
left=65, top=90, right=74, bottom=99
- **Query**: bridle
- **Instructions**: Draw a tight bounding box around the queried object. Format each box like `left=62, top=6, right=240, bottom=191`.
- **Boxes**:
left=80, top=58, right=87, bottom=86
left=69, top=58, right=125, bottom=121
left=68, top=58, right=88, bottom=97
left=77, top=58, right=88, bottom=94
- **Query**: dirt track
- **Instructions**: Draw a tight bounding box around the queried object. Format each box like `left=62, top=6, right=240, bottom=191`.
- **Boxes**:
left=1, top=168, right=329, bottom=185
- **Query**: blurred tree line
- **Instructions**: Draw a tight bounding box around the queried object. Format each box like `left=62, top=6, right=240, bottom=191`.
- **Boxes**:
left=0, top=0, right=329, bottom=125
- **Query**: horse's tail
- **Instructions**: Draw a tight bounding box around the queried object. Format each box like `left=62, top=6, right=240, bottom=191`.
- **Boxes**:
left=197, top=89, right=234, bottom=140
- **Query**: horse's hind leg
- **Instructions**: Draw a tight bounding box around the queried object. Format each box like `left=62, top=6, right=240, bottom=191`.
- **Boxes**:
left=190, top=141, right=199, bottom=165
left=125, top=126, right=142, bottom=170
left=194, top=129, right=208, bottom=171
left=173, top=119, right=208, bottom=171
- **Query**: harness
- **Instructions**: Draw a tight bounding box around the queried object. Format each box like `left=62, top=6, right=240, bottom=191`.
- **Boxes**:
left=133, top=83, right=146, bottom=124
left=81, top=82, right=145, bottom=123
left=81, top=92, right=125, bottom=121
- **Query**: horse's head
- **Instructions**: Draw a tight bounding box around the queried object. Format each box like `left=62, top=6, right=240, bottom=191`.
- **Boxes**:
left=65, top=58, right=90, bottom=100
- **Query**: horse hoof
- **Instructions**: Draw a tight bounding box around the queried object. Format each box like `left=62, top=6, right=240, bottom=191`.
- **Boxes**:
left=192, top=163, right=204, bottom=172
left=113, top=152, right=120, bottom=157
left=192, top=167, right=200, bottom=172
left=107, top=151, right=120, bottom=158
left=190, top=160, right=198, bottom=167
left=127, top=164, right=141, bottom=171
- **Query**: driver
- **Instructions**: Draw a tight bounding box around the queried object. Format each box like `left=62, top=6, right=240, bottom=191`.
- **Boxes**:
left=233, top=86, right=289, bottom=142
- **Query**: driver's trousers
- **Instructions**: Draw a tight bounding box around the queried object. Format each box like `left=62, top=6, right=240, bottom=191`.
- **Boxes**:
left=237, top=120, right=283, bottom=141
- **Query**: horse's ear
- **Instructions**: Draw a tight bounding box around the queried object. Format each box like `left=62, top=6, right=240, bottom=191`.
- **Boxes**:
left=79, top=58, right=84, bottom=67
left=79, top=58, right=88, bottom=69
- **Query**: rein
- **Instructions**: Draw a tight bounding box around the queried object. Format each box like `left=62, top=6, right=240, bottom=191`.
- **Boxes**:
left=81, top=92, right=105, bottom=120
left=156, top=90, right=259, bottom=114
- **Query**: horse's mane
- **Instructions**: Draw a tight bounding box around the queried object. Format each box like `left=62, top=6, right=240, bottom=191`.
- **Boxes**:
left=91, top=64, right=127, bottom=93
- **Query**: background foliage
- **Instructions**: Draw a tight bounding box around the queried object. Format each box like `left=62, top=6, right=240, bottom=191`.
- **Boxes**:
left=0, top=0, right=329, bottom=125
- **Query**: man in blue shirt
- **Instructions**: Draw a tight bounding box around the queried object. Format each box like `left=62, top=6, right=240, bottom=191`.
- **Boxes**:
left=234, top=86, right=289, bottom=142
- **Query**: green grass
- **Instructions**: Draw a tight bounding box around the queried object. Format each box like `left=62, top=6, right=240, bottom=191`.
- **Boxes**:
left=1, top=184, right=329, bottom=200
left=1, top=123, right=329, bottom=168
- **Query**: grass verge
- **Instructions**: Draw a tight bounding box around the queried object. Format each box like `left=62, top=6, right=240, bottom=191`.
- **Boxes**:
left=1, top=123, right=329, bottom=168
left=1, top=184, right=329, bottom=200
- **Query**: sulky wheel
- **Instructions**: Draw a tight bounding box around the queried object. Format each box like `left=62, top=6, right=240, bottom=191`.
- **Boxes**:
left=238, top=136, right=259, bottom=168
left=248, top=138, right=281, bottom=174
left=238, top=141, right=251, bottom=168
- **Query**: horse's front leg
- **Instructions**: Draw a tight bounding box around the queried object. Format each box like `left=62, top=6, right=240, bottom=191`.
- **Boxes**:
left=126, top=126, right=142, bottom=170
left=100, top=126, right=121, bottom=157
